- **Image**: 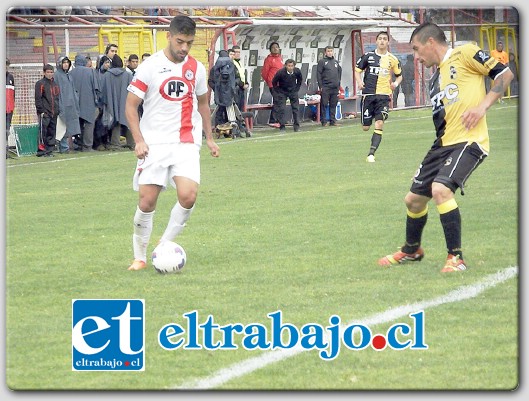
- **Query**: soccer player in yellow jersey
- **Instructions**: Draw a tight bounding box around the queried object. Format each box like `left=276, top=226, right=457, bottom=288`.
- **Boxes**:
left=355, top=31, right=402, bottom=162
left=378, top=22, right=513, bottom=273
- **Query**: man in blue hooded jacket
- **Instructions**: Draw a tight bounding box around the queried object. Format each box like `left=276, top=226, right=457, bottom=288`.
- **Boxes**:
left=70, top=54, right=100, bottom=151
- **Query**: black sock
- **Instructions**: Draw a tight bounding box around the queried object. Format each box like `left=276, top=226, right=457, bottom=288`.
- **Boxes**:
left=440, top=208, right=462, bottom=259
left=368, top=129, right=382, bottom=155
left=402, top=209, right=428, bottom=254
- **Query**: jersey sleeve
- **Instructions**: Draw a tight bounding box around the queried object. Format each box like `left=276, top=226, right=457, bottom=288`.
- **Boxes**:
left=355, top=54, right=367, bottom=72
left=194, top=62, right=208, bottom=96
left=392, top=54, right=402, bottom=76
left=127, top=62, right=149, bottom=99
left=464, top=44, right=508, bottom=80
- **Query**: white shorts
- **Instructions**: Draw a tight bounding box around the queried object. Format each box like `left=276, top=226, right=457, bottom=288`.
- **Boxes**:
left=133, top=143, right=201, bottom=191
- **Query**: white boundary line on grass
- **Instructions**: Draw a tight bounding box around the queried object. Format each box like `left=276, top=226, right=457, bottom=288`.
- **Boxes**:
left=176, top=266, right=518, bottom=390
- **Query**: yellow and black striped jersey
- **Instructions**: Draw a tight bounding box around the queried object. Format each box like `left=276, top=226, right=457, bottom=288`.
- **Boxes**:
left=430, top=43, right=509, bottom=153
left=355, top=50, right=402, bottom=95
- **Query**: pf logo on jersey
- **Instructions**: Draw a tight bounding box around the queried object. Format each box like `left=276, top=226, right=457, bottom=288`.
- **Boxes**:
left=159, top=76, right=192, bottom=101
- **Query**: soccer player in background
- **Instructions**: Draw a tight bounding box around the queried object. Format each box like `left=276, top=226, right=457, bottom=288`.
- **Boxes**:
left=125, top=15, right=220, bottom=271
left=377, top=22, right=513, bottom=272
left=354, top=31, right=402, bottom=163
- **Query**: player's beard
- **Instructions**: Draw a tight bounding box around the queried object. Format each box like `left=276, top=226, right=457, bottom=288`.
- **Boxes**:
left=169, top=47, right=188, bottom=63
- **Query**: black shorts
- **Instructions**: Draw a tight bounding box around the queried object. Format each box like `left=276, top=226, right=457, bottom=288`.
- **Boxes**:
left=360, top=94, right=390, bottom=126
left=410, top=142, right=487, bottom=197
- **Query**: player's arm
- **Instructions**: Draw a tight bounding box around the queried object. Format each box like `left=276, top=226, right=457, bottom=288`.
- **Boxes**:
left=354, top=68, right=365, bottom=90
left=461, top=67, right=513, bottom=130
left=197, top=93, right=220, bottom=158
left=125, top=92, right=148, bottom=159
left=391, top=74, right=403, bottom=91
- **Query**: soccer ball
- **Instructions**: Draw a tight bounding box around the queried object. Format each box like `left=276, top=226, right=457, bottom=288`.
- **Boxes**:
left=152, top=241, right=187, bottom=274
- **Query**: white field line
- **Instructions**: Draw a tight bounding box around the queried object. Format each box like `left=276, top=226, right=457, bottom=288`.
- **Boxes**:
left=177, top=266, right=518, bottom=390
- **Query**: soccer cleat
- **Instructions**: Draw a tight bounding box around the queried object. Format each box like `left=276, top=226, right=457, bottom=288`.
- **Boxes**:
left=128, top=260, right=147, bottom=271
left=378, top=247, right=424, bottom=266
left=366, top=155, right=376, bottom=163
left=441, top=254, right=467, bottom=273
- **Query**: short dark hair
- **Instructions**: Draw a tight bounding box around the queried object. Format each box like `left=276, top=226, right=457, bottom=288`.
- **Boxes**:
left=285, top=59, right=296, bottom=65
left=105, top=43, right=118, bottom=55
left=6, top=58, right=10, bottom=66
left=410, top=22, right=446, bottom=44
left=112, top=54, right=124, bottom=68
left=128, top=54, right=139, bottom=61
left=376, top=31, right=389, bottom=40
left=141, top=53, right=151, bottom=59
left=169, top=15, right=196, bottom=36
left=43, top=64, right=54, bottom=72
left=269, top=41, right=279, bottom=51
left=232, top=45, right=241, bottom=51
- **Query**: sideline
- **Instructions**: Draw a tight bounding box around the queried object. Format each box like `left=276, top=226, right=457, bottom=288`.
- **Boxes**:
left=177, top=266, right=518, bottom=389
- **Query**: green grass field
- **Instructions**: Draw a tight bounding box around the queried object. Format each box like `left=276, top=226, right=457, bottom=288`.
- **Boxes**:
left=5, top=100, right=518, bottom=390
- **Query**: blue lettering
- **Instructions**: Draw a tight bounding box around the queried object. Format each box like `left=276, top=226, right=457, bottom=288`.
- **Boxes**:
left=158, top=324, right=185, bottom=350
left=243, top=324, right=270, bottom=350
left=269, top=310, right=299, bottom=349
left=183, top=311, right=202, bottom=349
left=342, top=324, right=371, bottom=350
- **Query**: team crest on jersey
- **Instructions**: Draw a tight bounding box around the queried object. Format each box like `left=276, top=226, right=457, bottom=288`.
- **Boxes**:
left=444, top=157, right=453, bottom=166
left=185, top=69, right=195, bottom=80
left=449, top=66, right=457, bottom=80
left=159, top=76, right=191, bottom=101
left=474, top=50, right=490, bottom=65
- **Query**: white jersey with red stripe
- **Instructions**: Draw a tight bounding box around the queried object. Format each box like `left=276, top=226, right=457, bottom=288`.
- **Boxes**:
left=127, top=50, right=207, bottom=146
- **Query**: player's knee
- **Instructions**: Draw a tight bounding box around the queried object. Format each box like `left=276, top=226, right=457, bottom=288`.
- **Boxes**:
left=404, top=192, right=427, bottom=213
left=178, top=192, right=197, bottom=209
left=431, top=182, right=454, bottom=203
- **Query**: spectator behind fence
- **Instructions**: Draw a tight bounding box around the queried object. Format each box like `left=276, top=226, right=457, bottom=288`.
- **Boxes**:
left=317, top=46, right=342, bottom=127
left=93, top=56, right=112, bottom=150
left=508, top=52, right=518, bottom=96
left=209, top=50, right=235, bottom=130
left=34, top=64, right=60, bottom=156
left=401, top=54, right=416, bottom=107
left=272, top=59, right=303, bottom=132
left=6, top=58, right=15, bottom=158
left=231, top=45, right=248, bottom=114
left=54, top=56, right=81, bottom=153
left=70, top=54, right=100, bottom=152
left=261, top=42, right=283, bottom=126
left=99, top=54, right=134, bottom=150
left=126, top=54, right=139, bottom=77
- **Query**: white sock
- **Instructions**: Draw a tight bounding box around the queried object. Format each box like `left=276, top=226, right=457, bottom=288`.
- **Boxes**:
left=133, top=206, right=155, bottom=262
left=160, top=202, right=194, bottom=242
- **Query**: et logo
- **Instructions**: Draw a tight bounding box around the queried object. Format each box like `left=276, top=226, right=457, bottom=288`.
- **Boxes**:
left=72, top=299, right=145, bottom=371
left=159, top=77, right=191, bottom=101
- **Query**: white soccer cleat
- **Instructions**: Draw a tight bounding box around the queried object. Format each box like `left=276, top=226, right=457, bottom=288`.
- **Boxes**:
left=366, top=155, right=376, bottom=163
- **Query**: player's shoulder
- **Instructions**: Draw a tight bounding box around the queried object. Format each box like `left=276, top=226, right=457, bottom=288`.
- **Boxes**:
left=386, top=52, right=400, bottom=61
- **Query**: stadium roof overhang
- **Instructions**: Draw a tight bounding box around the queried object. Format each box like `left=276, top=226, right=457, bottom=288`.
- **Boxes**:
left=239, top=18, right=380, bottom=30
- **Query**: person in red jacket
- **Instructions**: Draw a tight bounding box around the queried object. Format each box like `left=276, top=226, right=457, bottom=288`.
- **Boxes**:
left=6, top=58, right=15, bottom=157
left=260, top=42, right=283, bottom=126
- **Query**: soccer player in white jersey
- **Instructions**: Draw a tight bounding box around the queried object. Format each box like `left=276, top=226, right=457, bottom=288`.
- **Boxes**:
left=125, top=15, right=220, bottom=271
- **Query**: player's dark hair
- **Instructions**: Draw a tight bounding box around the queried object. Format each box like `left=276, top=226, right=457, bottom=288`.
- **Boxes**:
left=410, top=23, right=446, bottom=44
left=324, top=45, right=333, bottom=51
left=128, top=54, right=139, bottom=61
left=376, top=31, right=389, bottom=40
left=169, top=15, right=196, bottom=36
left=232, top=45, right=241, bottom=51
left=285, top=59, right=296, bottom=65
left=43, top=64, right=54, bottom=72
left=269, top=41, right=279, bottom=51
left=105, top=43, right=118, bottom=55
